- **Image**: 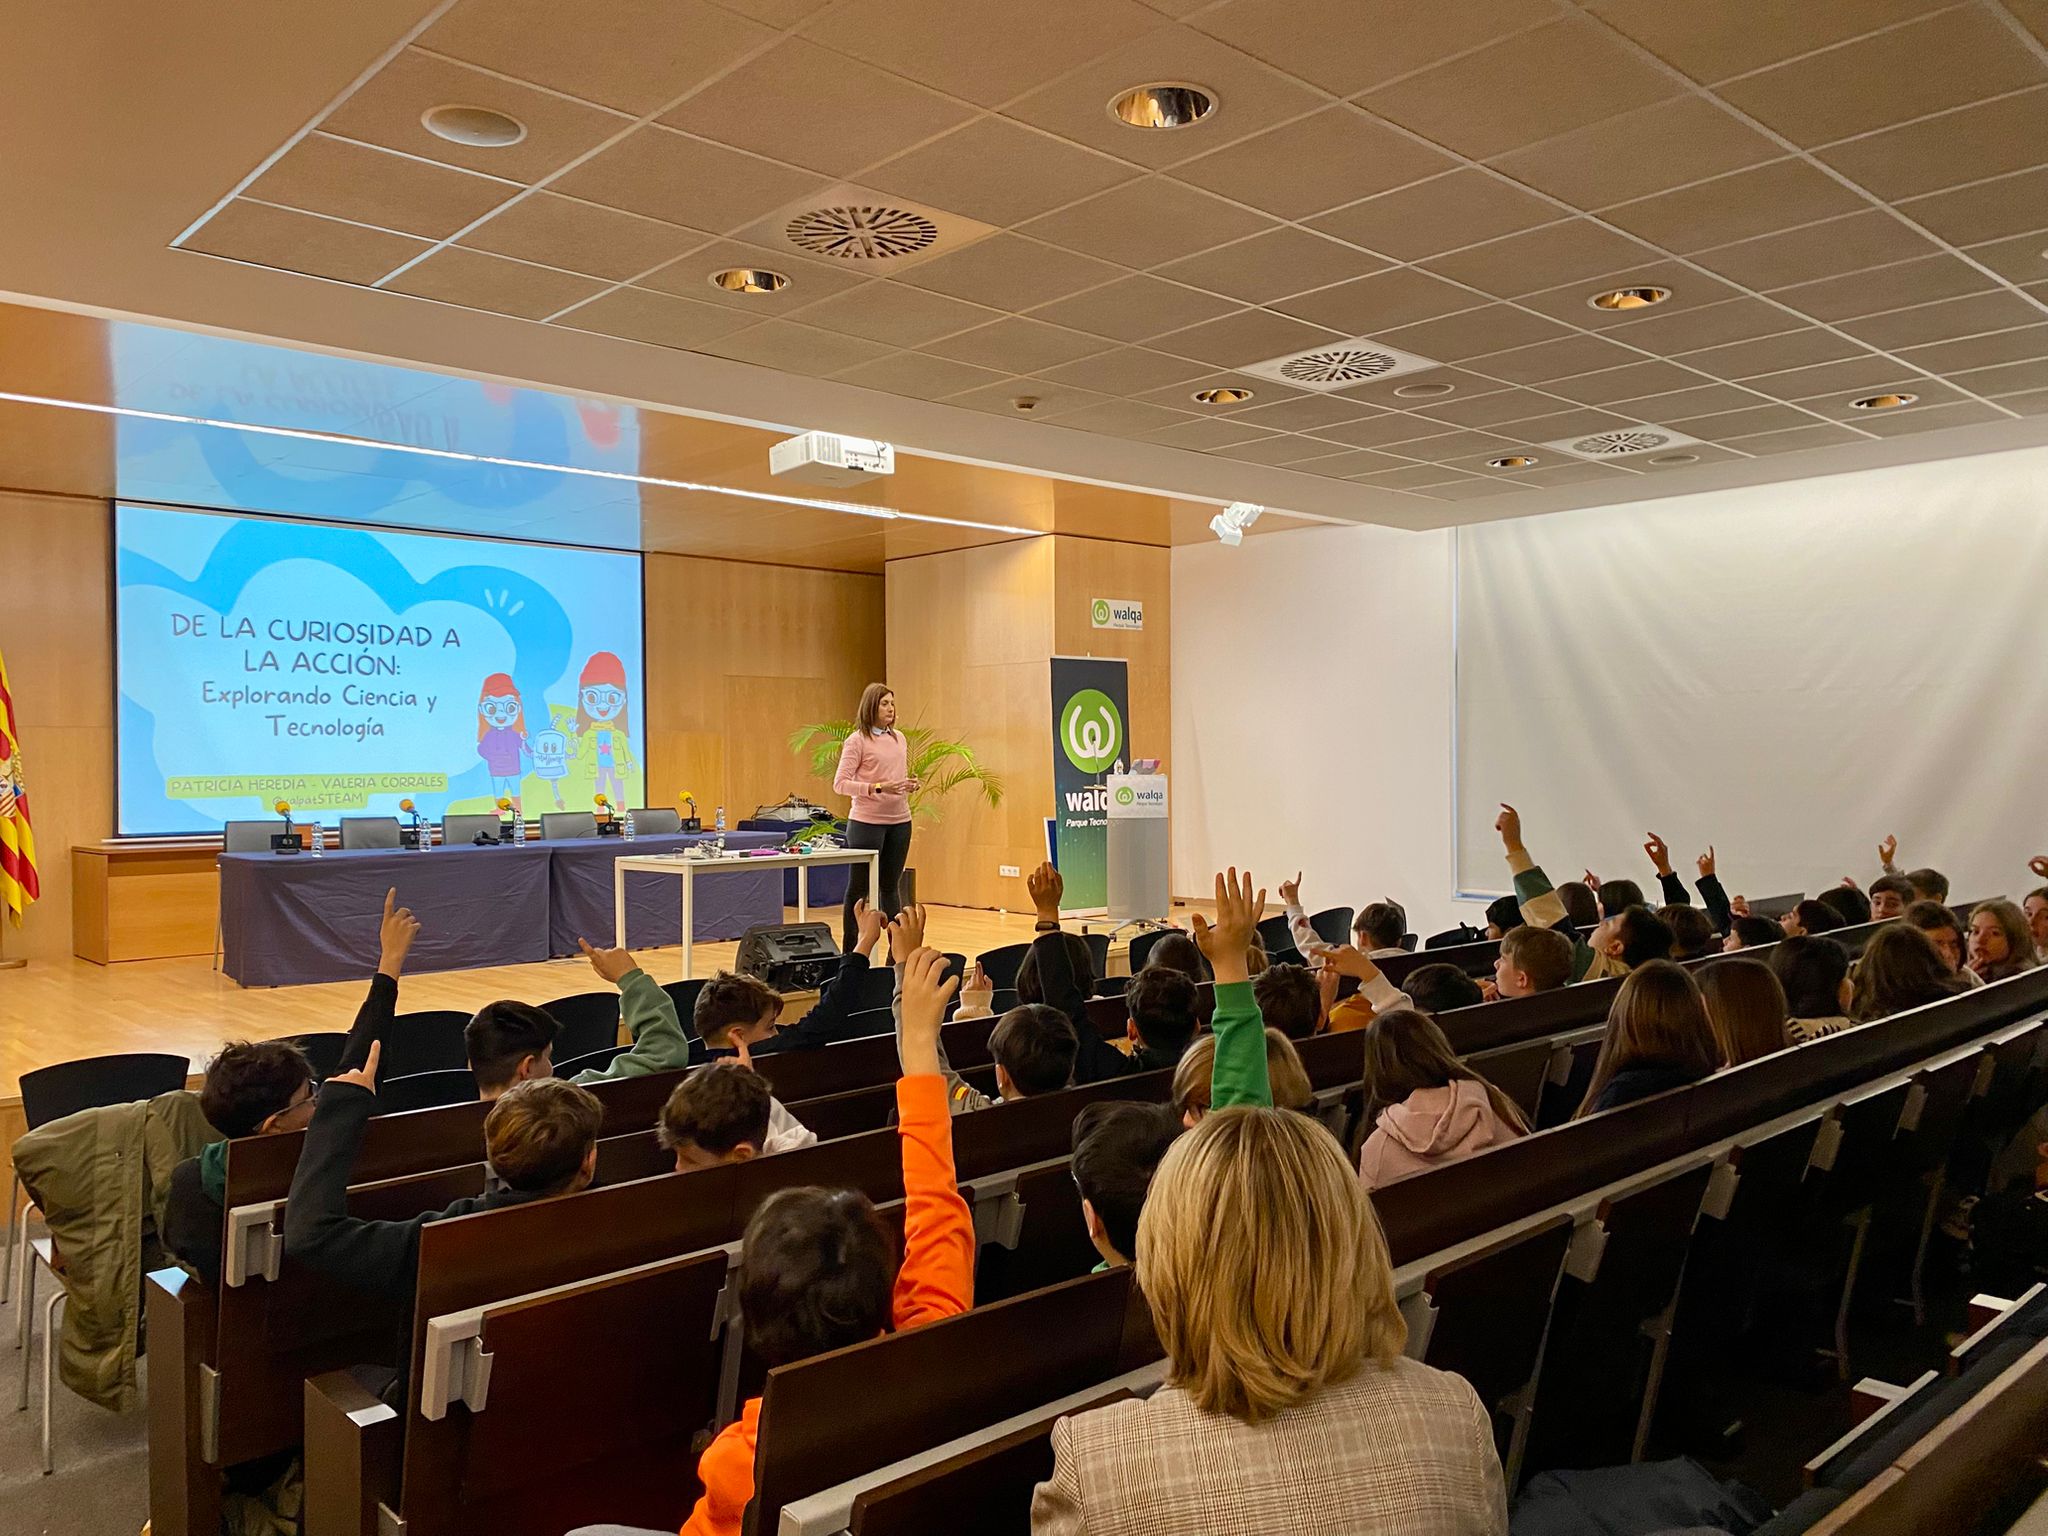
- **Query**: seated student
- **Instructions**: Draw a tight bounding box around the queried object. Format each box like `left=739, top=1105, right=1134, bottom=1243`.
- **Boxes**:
left=1769, top=935, right=1855, bottom=1042
left=689, top=972, right=819, bottom=1150
left=1121, top=965, right=1202, bottom=1068
left=657, top=1062, right=778, bottom=1171
left=1780, top=898, right=1847, bottom=940
left=1850, top=924, right=1969, bottom=1022
left=1721, top=913, right=1786, bottom=952
left=1144, top=931, right=1209, bottom=981
left=1035, top=1076, right=1506, bottom=1529
left=1252, top=962, right=1322, bottom=1039
left=924, top=1000, right=1076, bottom=1115
left=1903, top=899, right=1982, bottom=985
left=1492, top=805, right=1604, bottom=981
left=2026, top=886, right=2048, bottom=961
left=1593, top=876, right=1647, bottom=923
left=1661, top=904, right=1718, bottom=961
left=1314, top=944, right=1415, bottom=1031
left=1906, top=867, right=1950, bottom=904
left=463, top=933, right=712, bottom=1100
left=284, top=1049, right=602, bottom=1341
left=1070, top=1100, right=1182, bottom=1270
left=1401, top=962, right=1485, bottom=1016
left=1576, top=961, right=1722, bottom=1116
left=1278, top=875, right=1409, bottom=963
left=1868, top=873, right=1916, bottom=921
left=1644, top=835, right=1735, bottom=934
left=1481, top=893, right=1522, bottom=942
left=1356, top=1009, right=1527, bottom=1190
left=165, top=889, right=419, bottom=1288
left=679, top=948, right=973, bottom=1536
left=1578, top=906, right=1675, bottom=982
left=1490, top=924, right=1574, bottom=1000
left=1697, top=958, right=1789, bottom=1068
left=1817, top=884, right=1873, bottom=928
left=1969, top=899, right=2041, bottom=983
left=1555, top=879, right=1601, bottom=930
left=1173, top=1029, right=1314, bottom=1126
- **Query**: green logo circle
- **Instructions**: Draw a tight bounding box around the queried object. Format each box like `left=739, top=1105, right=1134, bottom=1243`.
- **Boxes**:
left=1060, top=688, right=1122, bottom=774
left=1091, top=599, right=1110, bottom=625
left=1114, top=785, right=1135, bottom=805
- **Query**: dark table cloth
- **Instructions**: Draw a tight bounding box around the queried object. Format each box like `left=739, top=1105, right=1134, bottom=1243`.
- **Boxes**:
left=546, top=830, right=785, bottom=954
left=219, top=843, right=553, bottom=987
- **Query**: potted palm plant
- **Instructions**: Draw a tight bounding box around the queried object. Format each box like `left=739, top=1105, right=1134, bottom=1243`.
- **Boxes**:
left=789, top=719, right=1004, bottom=908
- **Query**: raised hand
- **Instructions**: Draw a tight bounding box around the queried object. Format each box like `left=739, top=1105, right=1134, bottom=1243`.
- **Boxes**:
left=1879, top=834, right=1898, bottom=870
left=887, top=902, right=927, bottom=962
left=378, top=888, right=421, bottom=978
left=854, top=898, right=887, bottom=957
left=1191, top=868, right=1265, bottom=987
left=1495, top=804, right=1523, bottom=853
left=1643, top=833, right=1672, bottom=877
left=1027, top=861, right=1064, bottom=923
left=578, top=936, right=636, bottom=985
left=1278, top=870, right=1303, bottom=908
left=957, top=960, right=993, bottom=1017
left=329, top=1040, right=382, bottom=1095
left=1731, top=894, right=1752, bottom=919
left=2029, top=855, right=2048, bottom=881
left=1582, top=869, right=1602, bottom=891
left=898, top=948, right=958, bottom=1075
left=1314, top=943, right=1382, bottom=983
left=1697, top=846, right=1715, bottom=880
left=1316, top=963, right=1340, bottom=1024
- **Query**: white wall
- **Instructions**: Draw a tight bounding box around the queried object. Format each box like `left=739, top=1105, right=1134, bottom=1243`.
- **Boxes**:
left=1171, top=521, right=1492, bottom=937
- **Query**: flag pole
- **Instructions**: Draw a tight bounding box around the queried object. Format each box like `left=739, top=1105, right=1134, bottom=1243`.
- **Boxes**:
left=0, top=921, right=22, bottom=970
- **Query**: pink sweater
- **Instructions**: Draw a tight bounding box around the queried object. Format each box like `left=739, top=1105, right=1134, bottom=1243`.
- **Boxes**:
left=833, top=729, right=911, bottom=825
left=1358, top=1080, right=1523, bottom=1190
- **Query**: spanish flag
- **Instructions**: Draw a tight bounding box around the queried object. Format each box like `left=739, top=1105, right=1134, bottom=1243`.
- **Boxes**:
left=0, top=648, right=39, bottom=924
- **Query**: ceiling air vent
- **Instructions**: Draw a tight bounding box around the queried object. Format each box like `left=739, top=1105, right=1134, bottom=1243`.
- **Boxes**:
left=786, top=205, right=941, bottom=261
left=1541, top=425, right=1704, bottom=461
left=738, top=185, right=995, bottom=273
left=1240, top=338, right=1438, bottom=393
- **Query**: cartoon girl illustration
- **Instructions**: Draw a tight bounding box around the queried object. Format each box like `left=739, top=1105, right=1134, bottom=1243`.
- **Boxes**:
left=476, top=673, right=531, bottom=814
left=573, top=651, right=635, bottom=804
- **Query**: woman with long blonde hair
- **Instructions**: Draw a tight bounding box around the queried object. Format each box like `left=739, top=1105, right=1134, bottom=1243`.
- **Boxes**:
left=1032, top=1106, right=1507, bottom=1534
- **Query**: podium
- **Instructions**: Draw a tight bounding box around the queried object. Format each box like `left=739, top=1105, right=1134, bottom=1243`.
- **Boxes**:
left=1105, top=773, right=1169, bottom=924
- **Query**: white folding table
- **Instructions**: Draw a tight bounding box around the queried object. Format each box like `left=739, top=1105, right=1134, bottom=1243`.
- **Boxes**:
left=610, top=847, right=881, bottom=978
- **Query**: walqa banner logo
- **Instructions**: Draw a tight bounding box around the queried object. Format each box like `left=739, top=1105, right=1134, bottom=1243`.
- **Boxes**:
left=1049, top=657, right=1129, bottom=910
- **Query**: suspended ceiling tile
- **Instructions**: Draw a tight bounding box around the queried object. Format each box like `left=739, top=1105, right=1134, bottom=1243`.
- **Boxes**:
left=1016, top=176, right=1277, bottom=272
left=895, top=232, right=1126, bottom=310
left=1461, top=332, right=1645, bottom=385
left=1189, top=0, right=1556, bottom=98
left=830, top=350, right=1010, bottom=400
left=242, top=133, right=518, bottom=240
left=862, top=117, right=1141, bottom=229
left=1308, top=169, right=1565, bottom=263
left=1222, top=393, right=1381, bottom=433
left=1837, top=289, right=2046, bottom=350
left=1899, top=166, right=2048, bottom=247
left=1584, top=294, right=1801, bottom=354
left=695, top=317, right=899, bottom=373
left=801, top=0, right=1161, bottom=104
left=1148, top=306, right=1345, bottom=369
left=1487, top=94, right=1782, bottom=209
left=381, top=246, right=608, bottom=319
left=180, top=199, right=432, bottom=284
left=1717, top=421, right=1869, bottom=453
left=1899, top=323, right=2048, bottom=375
left=1167, top=106, right=1461, bottom=220
left=1142, top=415, right=1281, bottom=450
left=1024, top=272, right=1240, bottom=342
left=1815, top=86, right=2048, bottom=202
left=1852, top=398, right=2009, bottom=435
left=551, top=285, right=754, bottom=348
left=1032, top=345, right=1211, bottom=395
left=788, top=280, right=1000, bottom=347
left=458, top=192, right=709, bottom=281
left=550, top=125, right=825, bottom=234
left=1371, top=303, right=1575, bottom=363
left=1151, top=226, right=1388, bottom=305
left=1419, top=218, right=1661, bottom=299
left=1602, top=160, right=1870, bottom=254
left=1773, top=255, right=1999, bottom=324
left=1676, top=328, right=1870, bottom=381
left=919, top=316, right=1116, bottom=373
left=1691, top=210, right=1945, bottom=293
left=1268, top=265, right=1485, bottom=334
left=1582, top=0, right=1950, bottom=84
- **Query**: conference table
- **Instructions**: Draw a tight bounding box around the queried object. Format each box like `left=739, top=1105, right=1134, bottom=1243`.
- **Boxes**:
left=217, top=830, right=783, bottom=987
left=610, top=847, right=880, bottom=978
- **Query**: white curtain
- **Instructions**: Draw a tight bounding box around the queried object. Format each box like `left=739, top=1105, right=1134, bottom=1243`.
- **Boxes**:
left=1453, top=447, right=2048, bottom=906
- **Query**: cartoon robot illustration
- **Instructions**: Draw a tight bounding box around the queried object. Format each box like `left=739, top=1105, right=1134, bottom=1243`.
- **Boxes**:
left=476, top=672, right=531, bottom=814
left=529, top=727, right=570, bottom=809
left=573, top=651, right=636, bottom=805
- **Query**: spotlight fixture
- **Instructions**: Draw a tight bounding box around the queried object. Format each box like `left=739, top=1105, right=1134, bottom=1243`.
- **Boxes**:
left=1587, top=285, right=1671, bottom=312
left=709, top=267, right=790, bottom=294
left=1486, top=455, right=1538, bottom=469
left=1109, top=83, right=1217, bottom=130
left=1208, top=500, right=1264, bottom=547
left=1851, top=392, right=1917, bottom=410
left=1191, top=386, right=1254, bottom=405
left=1394, top=381, right=1456, bottom=398
left=421, top=104, right=528, bottom=148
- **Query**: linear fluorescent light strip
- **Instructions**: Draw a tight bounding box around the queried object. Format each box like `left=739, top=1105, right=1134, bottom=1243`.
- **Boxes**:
left=0, top=390, right=1042, bottom=537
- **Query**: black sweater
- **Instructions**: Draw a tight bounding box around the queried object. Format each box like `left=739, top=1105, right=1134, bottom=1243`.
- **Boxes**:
left=163, top=971, right=399, bottom=1288
left=744, top=951, right=876, bottom=1055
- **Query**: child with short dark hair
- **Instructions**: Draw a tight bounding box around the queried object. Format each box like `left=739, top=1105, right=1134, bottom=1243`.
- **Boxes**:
left=1403, top=963, right=1485, bottom=1016
left=1722, top=914, right=1786, bottom=952
left=1818, top=885, right=1873, bottom=928
left=658, top=1062, right=773, bottom=1171
left=681, top=948, right=973, bottom=1536
left=1770, top=936, right=1855, bottom=1042
left=1903, top=899, right=1979, bottom=983
left=1662, top=904, right=1718, bottom=961
left=1868, top=874, right=1916, bottom=920
left=1071, top=1100, right=1182, bottom=1269
left=1251, top=963, right=1322, bottom=1039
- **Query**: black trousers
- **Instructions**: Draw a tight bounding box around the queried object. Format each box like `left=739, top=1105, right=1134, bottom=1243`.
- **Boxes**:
left=842, top=818, right=912, bottom=950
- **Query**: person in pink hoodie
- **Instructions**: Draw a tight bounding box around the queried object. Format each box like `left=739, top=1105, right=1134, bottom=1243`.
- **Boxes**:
left=1356, top=1009, right=1529, bottom=1190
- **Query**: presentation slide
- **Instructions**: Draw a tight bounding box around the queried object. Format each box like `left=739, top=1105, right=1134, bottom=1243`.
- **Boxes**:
left=115, top=504, right=647, bottom=836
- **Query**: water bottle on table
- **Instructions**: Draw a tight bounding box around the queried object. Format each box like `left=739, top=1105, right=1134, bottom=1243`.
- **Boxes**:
left=512, top=816, right=526, bottom=847
left=622, top=808, right=637, bottom=842
left=308, top=819, right=323, bottom=858
left=714, top=804, right=726, bottom=851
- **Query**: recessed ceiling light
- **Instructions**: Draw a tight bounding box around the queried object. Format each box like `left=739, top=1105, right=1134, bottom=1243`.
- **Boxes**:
left=1394, top=381, right=1456, bottom=398
left=1588, top=285, right=1671, bottom=312
left=421, top=104, right=528, bottom=148
left=1647, top=452, right=1699, bottom=465
left=1109, top=83, right=1217, bottom=130
left=1191, top=386, right=1254, bottom=405
left=1487, top=455, right=1539, bottom=469
left=709, top=267, right=790, bottom=294
left=1851, top=392, right=1918, bottom=410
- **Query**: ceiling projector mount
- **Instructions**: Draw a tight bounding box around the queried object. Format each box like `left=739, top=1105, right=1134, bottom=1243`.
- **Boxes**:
left=1209, top=501, right=1263, bottom=546
left=768, top=431, right=895, bottom=487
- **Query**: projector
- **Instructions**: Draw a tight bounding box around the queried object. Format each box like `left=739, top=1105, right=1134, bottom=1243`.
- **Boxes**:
left=769, top=431, right=896, bottom=487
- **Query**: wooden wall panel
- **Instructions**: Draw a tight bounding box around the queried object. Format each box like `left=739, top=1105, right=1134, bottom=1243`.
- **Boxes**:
left=643, top=553, right=885, bottom=827
left=0, top=491, right=112, bottom=962
left=1051, top=537, right=1172, bottom=773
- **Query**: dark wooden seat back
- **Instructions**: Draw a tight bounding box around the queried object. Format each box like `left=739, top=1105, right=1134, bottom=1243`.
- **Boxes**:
left=849, top=1388, right=1137, bottom=1536
left=1419, top=1213, right=1573, bottom=1453
left=790, top=1067, right=1000, bottom=1142
left=1535, top=1037, right=1602, bottom=1129
left=1440, top=978, right=1619, bottom=1057
left=751, top=1269, right=1135, bottom=1534
left=1382, top=937, right=1499, bottom=986
left=1466, top=1037, right=1559, bottom=1124
left=752, top=1017, right=999, bottom=1103
left=1810, top=1082, right=1915, bottom=1221
left=397, top=1248, right=731, bottom=1536
left=382, top=1011, right=474, bottom=1077
left=974, top=1162, right=1101, bottom=1306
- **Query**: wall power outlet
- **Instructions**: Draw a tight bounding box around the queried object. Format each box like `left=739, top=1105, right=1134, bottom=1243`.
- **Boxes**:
left=999, top=864, right=1021, bottom=878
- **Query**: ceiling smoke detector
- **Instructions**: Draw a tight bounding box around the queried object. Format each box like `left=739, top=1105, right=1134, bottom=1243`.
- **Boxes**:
left=1109, top=83, right=1217, bottom=129
left=1541, top=425, right=1704, bottom=461
left=421, top=104, right=528, bottom=148
left=1240, top=337, right=1439, bottom=393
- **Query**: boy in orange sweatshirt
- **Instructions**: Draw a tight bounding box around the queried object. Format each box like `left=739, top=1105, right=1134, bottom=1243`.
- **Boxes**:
left=679, top=946, right=975, bottom=1536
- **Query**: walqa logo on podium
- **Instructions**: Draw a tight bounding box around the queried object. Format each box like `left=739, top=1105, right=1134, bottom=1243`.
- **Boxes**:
left=1050, top=658, right=1129, bottom=910
left=1114, top=785, right=1135, bottom=806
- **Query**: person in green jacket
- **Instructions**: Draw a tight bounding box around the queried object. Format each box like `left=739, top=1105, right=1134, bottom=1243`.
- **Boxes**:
left=467, top=937, right=696, bottom=1098
left=1192, top=867, right=1274, bottom=1110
